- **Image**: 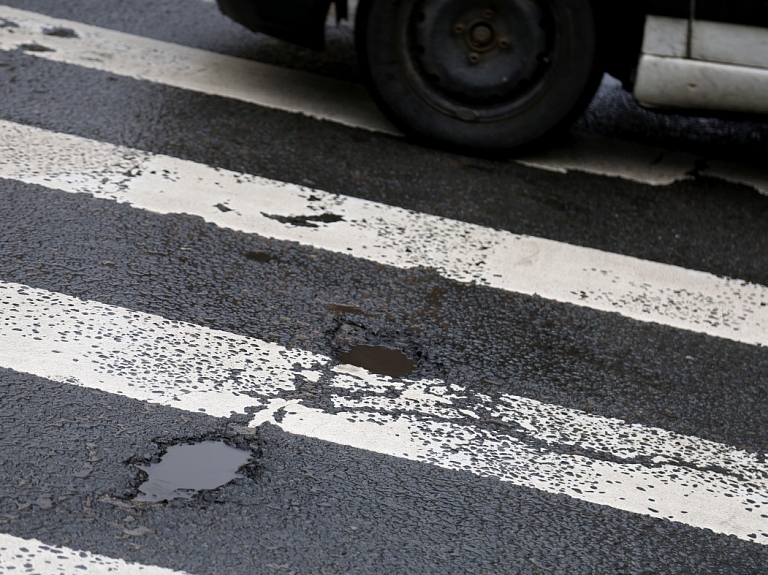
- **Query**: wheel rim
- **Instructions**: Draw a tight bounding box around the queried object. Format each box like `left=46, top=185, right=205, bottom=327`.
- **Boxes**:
left=399, top=0, right=557, bottom=122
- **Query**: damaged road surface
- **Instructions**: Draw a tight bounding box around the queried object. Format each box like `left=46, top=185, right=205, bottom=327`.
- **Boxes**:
left=0, top=366, right=765, bottom=574
left=133, top=440, right=255, bottom=503
left=0, top=1, right=767, bottom=574
left=1, top=281, right=766, bottom=546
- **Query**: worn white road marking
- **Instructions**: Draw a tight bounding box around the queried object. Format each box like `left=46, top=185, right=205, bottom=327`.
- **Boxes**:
left=1, top=119, right=767, bottom=346
left=517, top=132, right=699, bottom=186
left=0, top=5, right=394, bottom=133
left=0, top=532, right=191, bottom=574
left=1, top=6, right=767, bottom=193
left=0, top=281, right=766, bottom=543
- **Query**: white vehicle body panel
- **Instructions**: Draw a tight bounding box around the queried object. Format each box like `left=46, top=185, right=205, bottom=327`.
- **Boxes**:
left=634, top=15, right=768, bottom=115
left=635, top=54, right=768, bottom=114
left=641, top=15, right=688, bottom=58
left=692, top=19, right=768, bottom=69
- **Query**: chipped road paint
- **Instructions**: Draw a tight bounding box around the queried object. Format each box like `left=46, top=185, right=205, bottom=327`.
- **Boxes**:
left=1, top=281, right=766, bottom=543
left=2, top=5, right=768, bottom=194
left=0, top=532, right=191, bottom=574
left=0, top=119, right=767, bottom=347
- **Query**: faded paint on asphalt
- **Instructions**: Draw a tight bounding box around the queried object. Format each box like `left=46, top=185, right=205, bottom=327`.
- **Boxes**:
left=0, top=119, right=766, bottom=346
left=1, top=280, right=766, bottom=543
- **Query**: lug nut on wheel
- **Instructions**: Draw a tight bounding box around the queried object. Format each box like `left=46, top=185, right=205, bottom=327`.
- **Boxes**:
left=468, top=52, right=480, bottom=64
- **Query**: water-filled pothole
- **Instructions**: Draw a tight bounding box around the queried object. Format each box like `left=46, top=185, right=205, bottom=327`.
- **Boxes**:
left=134, top=441, right=252, bottom=502
left=338, top=344, right=414, bottom=377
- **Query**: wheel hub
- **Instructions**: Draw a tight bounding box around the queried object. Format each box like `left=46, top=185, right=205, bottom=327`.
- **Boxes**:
left=410, top=0, right=549, bottom=103
left=468, top=22, right=495, bottom=50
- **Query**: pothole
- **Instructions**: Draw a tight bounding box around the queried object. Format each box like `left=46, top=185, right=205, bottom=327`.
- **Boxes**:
left=338, top=344, right=414, bottom=377
left=134, top=440, right=253, bottom=502
left=330, top=321, right=421, bottom=377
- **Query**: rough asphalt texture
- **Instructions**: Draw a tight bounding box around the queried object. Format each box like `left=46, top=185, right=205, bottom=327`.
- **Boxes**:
left=1, top=181, right=766, bottom=450
left=1, top=371, right=766, bottom=574
left=1, top=50, right=767, bottom=286
left=0, top=0, right=766, bottom=573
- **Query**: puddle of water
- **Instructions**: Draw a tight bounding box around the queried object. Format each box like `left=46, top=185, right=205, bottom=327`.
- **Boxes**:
left=134, top=441, right=252, bottom=502
left=338, top=344, right=414, bottom=377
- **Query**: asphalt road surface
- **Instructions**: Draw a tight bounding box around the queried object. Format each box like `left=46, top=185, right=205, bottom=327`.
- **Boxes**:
left=0, top=1, right=767, bottom=573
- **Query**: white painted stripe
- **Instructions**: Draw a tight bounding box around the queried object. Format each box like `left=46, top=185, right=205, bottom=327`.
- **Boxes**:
left=1, top=119, right=767, bottom=346
left=0, top=532, right=190, bottom=574
left=1, top=5, right=766, bottom=194
left=1, top=281, right=766, bottom=543
left=517, top=131, right=699, bottom=186
left=0, top=6, right=395, bottom=133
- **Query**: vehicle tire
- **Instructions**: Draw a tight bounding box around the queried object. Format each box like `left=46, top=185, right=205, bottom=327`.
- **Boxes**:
left=355, top=0, right=603, bottom=154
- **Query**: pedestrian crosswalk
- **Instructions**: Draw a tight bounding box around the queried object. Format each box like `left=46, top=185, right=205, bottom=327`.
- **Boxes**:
left=2, top=119, right=766, bottom=346
left=2, top=280, right=765, bottom=542
left=0, top=3, right=766, bottom=573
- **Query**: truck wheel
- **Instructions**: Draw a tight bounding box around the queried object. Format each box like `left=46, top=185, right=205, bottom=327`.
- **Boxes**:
left=355, top=0, right=603, bottom=153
